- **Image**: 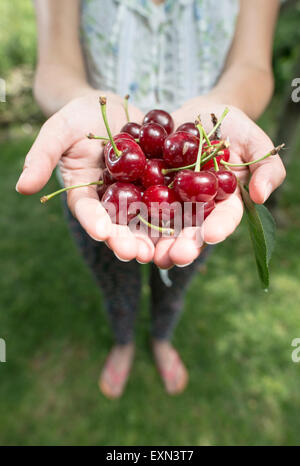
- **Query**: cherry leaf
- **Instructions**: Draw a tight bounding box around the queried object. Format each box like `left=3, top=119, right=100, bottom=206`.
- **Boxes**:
left=240, top=184, right=276, bottom=291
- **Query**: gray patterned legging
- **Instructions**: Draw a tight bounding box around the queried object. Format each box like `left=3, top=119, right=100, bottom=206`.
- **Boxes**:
left=62, top=196, right=212, bottom=345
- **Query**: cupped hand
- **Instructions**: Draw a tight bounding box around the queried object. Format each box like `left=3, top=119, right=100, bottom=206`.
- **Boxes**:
left=16, top=91, right=155, bottom=264
left=154, top=101, right=286, bottom=269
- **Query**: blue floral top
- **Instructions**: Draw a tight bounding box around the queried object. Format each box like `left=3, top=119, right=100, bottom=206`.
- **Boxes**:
left=80, top=0, right=239, bottom=113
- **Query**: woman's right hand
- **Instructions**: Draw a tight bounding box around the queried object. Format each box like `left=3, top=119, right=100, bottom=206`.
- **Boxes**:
left=16, top=91, right=155, bottom=263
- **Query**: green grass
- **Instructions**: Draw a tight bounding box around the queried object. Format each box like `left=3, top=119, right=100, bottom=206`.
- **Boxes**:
left=0, top=0, right=36, bottom=77
left=0, top=132, right=300, bottom=446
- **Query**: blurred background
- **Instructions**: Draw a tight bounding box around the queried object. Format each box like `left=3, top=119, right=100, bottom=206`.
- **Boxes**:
left=0, top=0, right=300, bottom=446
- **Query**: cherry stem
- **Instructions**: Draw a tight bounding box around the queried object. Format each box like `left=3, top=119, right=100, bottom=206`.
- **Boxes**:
left=87, top=133, right=109, bottom=141
left=210, top=113, right=220, bottom=139
left=220, top=144, right=285, bottom=168
left=40, top=181, right=104, bottom=204
left=197, top=116, right=211, bottom=147
left=161, top=149, right=227, bottom=175
left=137, top=214, right=174, bottom=236
left=197, top=118, right=218, bottom=170
left=162, top=167, right=189, bottom=175
left=123, top=94, right=130, bottom=123
left=195, top=124, right=204, bottom=172
left=200, top=140, right=229, bottom=165
left=162, top=166, right=190, bottom=175
left=99, top=96, right=121, bottom=157
left=207, top=107, right=229, bottom=139
left=213, top=157, right=219, bottom=172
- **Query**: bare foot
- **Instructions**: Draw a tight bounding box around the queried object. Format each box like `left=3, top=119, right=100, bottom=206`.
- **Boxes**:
left=99, top=343, right=135, bottom=399
left=152, top=340, right=189, bottom=395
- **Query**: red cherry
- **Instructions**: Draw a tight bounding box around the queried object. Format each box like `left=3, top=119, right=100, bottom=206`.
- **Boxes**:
left=100, top=133, right=134, bottom=169
left=214, top=169, right=237, bottom=201
left=97, top=184, right=108, bottom=200
left=163, top=172, right=176, bottom=187
left=182, top=200, right=216, bottom=226
left=105, top=139, right=146, bottom=182
left=203, top=199, right=216, bottom=219
left=101, top=182, right=142, bottom=225
left=143, top=109, right=174, bottom=135
left=173, top=169, right=218, bottom=202
left=143, top=185, right=180, bottom=222
left=134, top=183, right=145, bottom=197
left=113, top=132, right=135, bottom=142
left=102, top=168, right=115, bottom=186
left=176, top=122, right=199, bottom=138
left=163, top=132, right=199, bottom=168
left=202, top=140, right=230, bottom=170
left=99, top=147, right=106, bottom=169
left=120, top=122, right=141, bottom=139
left=139, top=123, right=167, bottom=159
left=141, top=159, right=167, bottom=188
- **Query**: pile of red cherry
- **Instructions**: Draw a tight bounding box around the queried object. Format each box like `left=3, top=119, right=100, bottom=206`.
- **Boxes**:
left=40, top=95, right=284, bottom=234
left=93, top=97, right=237, bottom=232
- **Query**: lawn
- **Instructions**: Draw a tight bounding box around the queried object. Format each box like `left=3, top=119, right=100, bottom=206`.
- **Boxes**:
left=0, top=131, right=300, bottom=445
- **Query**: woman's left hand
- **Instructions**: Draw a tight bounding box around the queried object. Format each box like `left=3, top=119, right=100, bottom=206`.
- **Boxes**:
left=153, top=101, right=286, bottom=269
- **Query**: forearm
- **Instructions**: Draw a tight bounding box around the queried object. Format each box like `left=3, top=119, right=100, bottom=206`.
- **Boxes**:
left=33, top=0, right=122, bottom=117
left=34, top=63, right=124, bottom=117
left=201, top=0, right=279, bottom=120
left=207, top=64, right=274, bottom=120
left=34, top=63, right=93, bottom=116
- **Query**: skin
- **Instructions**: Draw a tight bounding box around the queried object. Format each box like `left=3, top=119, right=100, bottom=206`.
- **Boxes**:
left=16, top=0, right=285, bottom=267
left=154, top=0, right=285, bottom=268
left=155, top=102, right=286, bottom=268
left=16, top=0, right=286, bottom=395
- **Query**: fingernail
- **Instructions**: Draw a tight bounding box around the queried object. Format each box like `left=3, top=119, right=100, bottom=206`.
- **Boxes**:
left=15, top=177, right=23, bottom=192
left=114, top=253, right=130, bottom=262
left=15, top=169, right=27, bottom=192
left=175, top=261, right=193, bottom=268
left=136, top=259, right=147, bottom=264
left=263, top=182, right=273, bottom=203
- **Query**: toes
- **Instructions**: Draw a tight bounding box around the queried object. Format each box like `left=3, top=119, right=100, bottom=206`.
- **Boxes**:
left=98, top=379, right=122, bottom=400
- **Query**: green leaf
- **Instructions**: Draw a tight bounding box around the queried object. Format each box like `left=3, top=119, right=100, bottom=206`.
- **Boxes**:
left=240, top=184, right=276, bottom=290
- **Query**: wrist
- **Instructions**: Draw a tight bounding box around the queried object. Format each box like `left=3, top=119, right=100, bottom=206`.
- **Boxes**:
left=181, top=93, right=241, bottom=112
left=34, top=77, right=122, bottom=117
left=206, top=89, right=245, bottom=111
left=34, top=79, right=93, bottom=116
left=200, top=89, right=244, bottom=111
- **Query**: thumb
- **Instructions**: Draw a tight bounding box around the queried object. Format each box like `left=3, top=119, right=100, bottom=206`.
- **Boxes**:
left=246, top=122, right=286, bottom=204
left=16, top=112, right=72, bottom=195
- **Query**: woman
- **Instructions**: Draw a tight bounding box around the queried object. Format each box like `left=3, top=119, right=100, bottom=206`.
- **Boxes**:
left=16, top=0, right=286, bottom=398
